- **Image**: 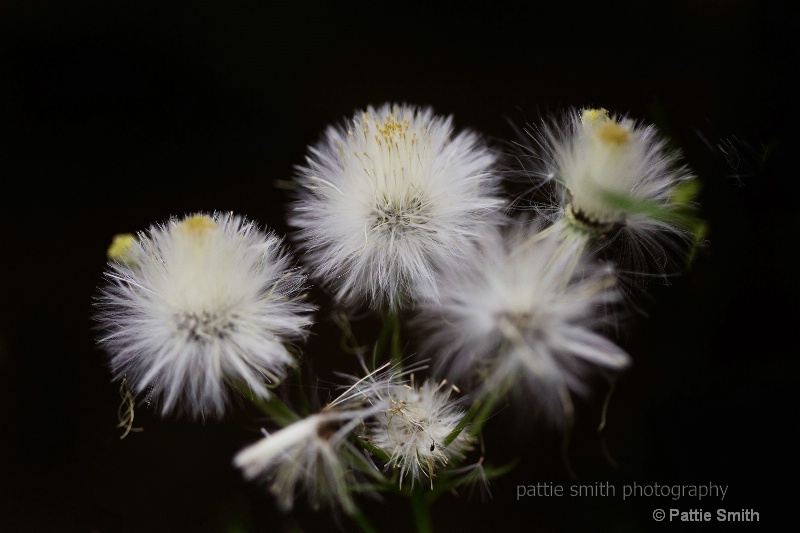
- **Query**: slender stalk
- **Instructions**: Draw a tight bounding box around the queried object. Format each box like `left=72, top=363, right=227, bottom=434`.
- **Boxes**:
left=373, top=311, right=403, bottom=369
left=390, top=313, right=402, bottom=366
left=355, top=436, right=391, bottom=463
left=352, top=509, right=379, bottom=533
left=231, top=380, right=300, bottom=427
left=443, top=387, right=503, bottom=448
left=410, top=489, right=433, bottom=533
left=467, top=391, right=501, bottom=439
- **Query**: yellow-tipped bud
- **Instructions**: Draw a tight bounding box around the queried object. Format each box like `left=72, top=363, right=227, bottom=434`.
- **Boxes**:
left=596, top=122, right=631, bottom=145
left=581, top=108, right=610, bottom=124
left=178, top=214, right=217, bottom=235
left=107, top=233, right=137, bottom=262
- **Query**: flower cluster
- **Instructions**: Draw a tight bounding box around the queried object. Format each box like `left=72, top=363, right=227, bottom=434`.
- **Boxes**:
left=93, top=102, right=702, bottom=523
left=233, top=362, right=475, bottom=512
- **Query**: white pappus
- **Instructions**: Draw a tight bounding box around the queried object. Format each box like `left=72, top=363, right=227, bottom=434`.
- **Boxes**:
left=415, top=221, right=630, bottom=423
left=513, top=107, right=700, bottom=283
left=288, top=102, right=505, bottom=311
left=94, top=212, right=315, bottom=419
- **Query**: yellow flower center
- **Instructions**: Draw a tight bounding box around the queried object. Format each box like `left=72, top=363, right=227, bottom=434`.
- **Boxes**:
left=107, top=233, right=137, bottom=262
left=581, top=108, right=610, bottom=124
left=179, top=214, right=217, bottom=235
left=376, top=116, right=408, bottom=139
left=596, top=122, right=631, bottom=146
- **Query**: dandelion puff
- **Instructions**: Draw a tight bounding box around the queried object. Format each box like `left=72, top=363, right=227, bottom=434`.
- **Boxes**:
left=361, top=372, right=474, bottom=489
left=94, top=212, right=315, bottom=420
left=288, top=102, right=505, bottom=311
left=233, top=368, right=392, bottom=515
left=512, top=107, right=700, bottom=284
left=233, top=409, right=375, bottom=515
left=414, top=221, right=630, bottom=423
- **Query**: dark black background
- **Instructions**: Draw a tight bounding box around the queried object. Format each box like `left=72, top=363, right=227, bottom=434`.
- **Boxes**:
left=1, top=1, right=796, bottom=532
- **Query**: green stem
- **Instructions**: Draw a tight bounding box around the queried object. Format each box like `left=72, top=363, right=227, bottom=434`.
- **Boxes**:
left=355, top=437, right=391, bottom=463
left=373, top=312, right=403, bottom=369
left=390, top=313, right=402, bottom=366
left=410, top=489, right=433, bottom=533
left=442, top=388, right=501, bottom=448
left=231, top=380, right=300, bottom=427
left=467, top=391, right=501, bottom=439
left=352, top=509, right=379, bottom=533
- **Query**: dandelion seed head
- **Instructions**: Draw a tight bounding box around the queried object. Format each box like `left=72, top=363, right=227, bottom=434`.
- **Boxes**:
left=416, top=222, right=630, bottom=422
left=289, top=102, right=505, bottom=310
left=563, top=108, right=660, bottom=229
left=364, top=377, right=474, bottom=489
left=94, top=211, right=315, bottom=419
left=234, top=409, right=376, bottom=515
left=513, top=107, right=700, bottom=282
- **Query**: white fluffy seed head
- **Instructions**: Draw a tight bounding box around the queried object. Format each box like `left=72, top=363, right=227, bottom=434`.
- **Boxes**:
left=233, top=410, right=372, bottom=515
left=94, top=212, right=315, bottom=420
left=288, top=102, right=505, bottom=311
left=514, top=107, right=699, bottom=281
left=363, top=377, right=474, bottom=489
left=415, top=221, right=630, bottom=422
